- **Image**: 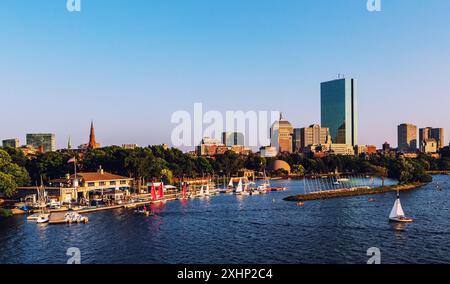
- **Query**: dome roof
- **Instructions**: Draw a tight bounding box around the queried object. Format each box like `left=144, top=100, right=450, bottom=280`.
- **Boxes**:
left=267, top=160, right=291, bottom=173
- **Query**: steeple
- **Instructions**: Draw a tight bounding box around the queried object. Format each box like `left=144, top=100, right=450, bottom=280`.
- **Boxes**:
left=88, top=121, right=98, bottom=149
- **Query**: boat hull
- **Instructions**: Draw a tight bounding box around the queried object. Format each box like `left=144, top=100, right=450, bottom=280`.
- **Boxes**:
left=389, top=217, right=413, bottom=223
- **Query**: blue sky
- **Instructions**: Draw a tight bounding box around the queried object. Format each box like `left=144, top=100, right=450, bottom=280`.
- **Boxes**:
left=1, top=0, right=450, bottom=150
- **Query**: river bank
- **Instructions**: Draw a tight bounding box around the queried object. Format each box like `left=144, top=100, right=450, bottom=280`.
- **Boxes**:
left=284, top=183, right=426, bottom=202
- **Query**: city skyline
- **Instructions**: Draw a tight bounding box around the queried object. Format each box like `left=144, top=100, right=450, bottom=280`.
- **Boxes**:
left=1, top=1, right=450, bottom=149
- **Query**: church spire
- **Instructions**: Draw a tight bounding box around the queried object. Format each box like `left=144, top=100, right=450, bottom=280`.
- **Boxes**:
left=88, top=121, right=98, bottom=149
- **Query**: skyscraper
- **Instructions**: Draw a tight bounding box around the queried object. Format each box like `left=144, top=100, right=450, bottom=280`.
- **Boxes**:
left=292, top=128, right=302, bottom=153
left=419, top=127, right=445, bottom=152
left=299, top=124, right=331, bottom=151
left=398, top=123, right=417, bottom=153
left=26, top=133, right=56, bottom=152
left=270, top=113, right=293, bottom=154
left=321, top=78, right=358, bottom=146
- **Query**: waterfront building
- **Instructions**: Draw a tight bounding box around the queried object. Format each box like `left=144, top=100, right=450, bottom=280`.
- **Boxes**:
left=222, top=132, right=244, bottom=147
left=88, top=121, right=101, bottom=149
left=270, top=113, right=294, bottom=154
left=419, top=127, right=445, bottom=152
left=2, top=138, right=19, bottom=148
left=196, top=137, right=249, bottom=156
left=259, top=146, right=277, bottom=158
left=47, top=167, right=133, bottom=203
left=321, top=78, right=358, bottom=146
left=26, top=133, right=56, bottom=152
left=299, top=124, right=331, bottom=152
left=398, top=123, right=417, bottom=153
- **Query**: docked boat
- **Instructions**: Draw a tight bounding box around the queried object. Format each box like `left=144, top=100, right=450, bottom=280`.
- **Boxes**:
left=36, top=214, right=49, bottom=224
left=64, top=212, right=89, bottom=223
left=389, top=192, right=413, bottom=223
left=234, top=179, right=249, bottom=195
left=134, top=206, right=153, bottom=216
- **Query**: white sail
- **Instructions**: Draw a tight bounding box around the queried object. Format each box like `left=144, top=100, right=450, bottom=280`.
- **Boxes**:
left=228, top=179, right=234, bottom=187
left=205, top=184, right=210, bottom=195
left=236, top=179, right=243, bottom=192
left=389, top=198, right=405, bottom=219
left=199, top=185, right=204, bottom=196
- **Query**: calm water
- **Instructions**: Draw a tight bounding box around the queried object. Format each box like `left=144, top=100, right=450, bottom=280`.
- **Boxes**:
left=1, top=176, right=450, bottom=264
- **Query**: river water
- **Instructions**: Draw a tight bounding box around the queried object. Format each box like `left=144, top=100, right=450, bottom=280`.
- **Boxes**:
left=1, top=175, right=450, bottom=264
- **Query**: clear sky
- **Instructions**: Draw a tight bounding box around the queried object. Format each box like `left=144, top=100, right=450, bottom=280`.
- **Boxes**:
left=1, top=0, right=450, bottom=150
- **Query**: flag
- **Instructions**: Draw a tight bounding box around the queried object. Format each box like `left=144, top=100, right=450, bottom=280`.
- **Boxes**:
left=67, top=157, right=76, bottom=163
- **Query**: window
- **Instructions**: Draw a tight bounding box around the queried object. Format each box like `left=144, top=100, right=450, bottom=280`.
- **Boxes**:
left=99, top=182, right=106, bottom=186
left=110, top=181, right=116, bottom=186
left=120, top=180, right=127, bottom=185
left=87, top=182, right=95, bottom=187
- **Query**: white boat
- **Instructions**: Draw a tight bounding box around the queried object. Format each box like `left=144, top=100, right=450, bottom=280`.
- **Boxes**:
left=205, top=184, right=211, bottom=196
left=389, top=193, right=413, bottom=223
left=228, top=179, right=234, bottom=188
left=36, top=214, right=49, bottom=224
left=235, top=179, right=248, bottom=195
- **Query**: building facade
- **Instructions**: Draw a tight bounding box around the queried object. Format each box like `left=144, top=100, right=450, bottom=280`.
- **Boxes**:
left=2, top=138, right=20, bottom=148
left=270, top=114, right=294, bottom=154
left=398, top=123, right=417, bottom=153
left=299, top=124, right=331, bottom=151
left=321, top=78, right=358, bottom=146
left=419, top=127, right=445, bottom=152
left=222, top=132, right=244, bottom=147
left=292, top=128, right=302, bottom=153
left=26, top=133, right=56, bottom=152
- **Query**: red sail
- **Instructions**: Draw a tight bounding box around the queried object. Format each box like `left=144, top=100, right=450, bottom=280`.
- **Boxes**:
left=182, top=183, right=187, bottom=199
left=151, top=183, right=156, bottom=201
left=159, top=182, right=164, bottom=199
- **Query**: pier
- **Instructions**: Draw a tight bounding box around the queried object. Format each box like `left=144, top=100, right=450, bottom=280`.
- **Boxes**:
left=284, top=183, right=426, bottom=202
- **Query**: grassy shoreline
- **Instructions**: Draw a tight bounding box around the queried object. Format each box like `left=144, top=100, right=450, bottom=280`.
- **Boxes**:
left=284, top=183, right=426, bottom=202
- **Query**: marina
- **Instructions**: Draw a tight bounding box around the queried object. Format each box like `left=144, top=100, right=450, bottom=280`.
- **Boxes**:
left=2, top=176, right=450, bottom=264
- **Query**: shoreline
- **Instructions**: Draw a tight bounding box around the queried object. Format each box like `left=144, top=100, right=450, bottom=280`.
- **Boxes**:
left=284, top=183, right=426, bottom=202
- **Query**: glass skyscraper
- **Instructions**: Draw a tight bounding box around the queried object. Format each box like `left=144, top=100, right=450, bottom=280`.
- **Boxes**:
left=320, top=78, right=358, bottom=146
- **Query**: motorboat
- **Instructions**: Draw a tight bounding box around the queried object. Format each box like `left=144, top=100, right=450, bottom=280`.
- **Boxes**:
left=36, top=214, right=49, bottom=224
left=64, top=212, right=89, bottom=223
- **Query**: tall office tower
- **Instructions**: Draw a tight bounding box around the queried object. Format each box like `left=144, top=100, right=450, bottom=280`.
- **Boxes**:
left=2, top=138, right=20, bottom=148
left=26, top=133, right=56, bottom=152
left=398, top=123, right=417, bottom=153
left=321, top=78, right=358, bottom=146
left=299, top=124, right=331, bottom=151
left=420, top=127, right=445, bottom=151
left=222, top=132, right=245, bottom=147
left=270, top=113, right=294, bottom=154
left=292, top=128, right=302, bottom=153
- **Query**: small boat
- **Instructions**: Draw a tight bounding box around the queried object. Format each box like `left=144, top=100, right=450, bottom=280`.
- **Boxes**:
left=134, top=208, right=154, bottom=216
left=27, top=213, right=41, bottom=221
left=36, top=214, right=49, bottom=224
left=297, top=202, right=305, bottom=206
left=389, top=192, right=413, bottom=223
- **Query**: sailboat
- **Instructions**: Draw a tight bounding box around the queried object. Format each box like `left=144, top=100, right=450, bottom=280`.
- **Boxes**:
left=198, top=185, right=205, bottom=197
left=205, top=183, right=211, bottom=196
left=257, top=171, right=270, bottom=193
left=389, top=192, right=413, bottom=223
left=235, top=179, right=248, bottom=195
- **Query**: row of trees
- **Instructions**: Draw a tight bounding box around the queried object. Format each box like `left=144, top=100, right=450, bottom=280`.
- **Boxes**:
left=2, top=145, right=449, bottom=197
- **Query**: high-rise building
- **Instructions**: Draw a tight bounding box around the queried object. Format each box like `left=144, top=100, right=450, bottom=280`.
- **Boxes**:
left=222, top=132, right=244, bottom=147
left=321, top=78, right=358, bottom=146
left=419, top=127, right=445, bottom=152
left=398, top=123, right=417, bottom=153
left=26, top=133, right=56, bottom=152
left=299, top=124, right=331, bottom=151
left=270, top=114, right=293, bottom=154
left=292, top=128, right=302, bottom=153
left=2, top=138, right=20, bottom=148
